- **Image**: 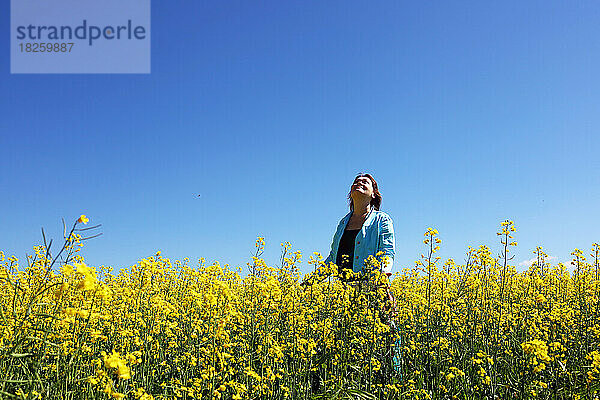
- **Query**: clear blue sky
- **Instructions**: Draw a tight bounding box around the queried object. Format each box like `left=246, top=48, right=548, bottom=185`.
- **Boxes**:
left=1, top=1, right=599, bottom=275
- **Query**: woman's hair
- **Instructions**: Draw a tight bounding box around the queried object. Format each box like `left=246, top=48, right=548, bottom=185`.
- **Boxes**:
left=347, top=173, right=382, bottom=212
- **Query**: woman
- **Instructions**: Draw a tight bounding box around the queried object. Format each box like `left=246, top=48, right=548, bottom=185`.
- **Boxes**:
left=311, top=173, right=400, bottom=390
left=323, top=173, right=395, bottom=278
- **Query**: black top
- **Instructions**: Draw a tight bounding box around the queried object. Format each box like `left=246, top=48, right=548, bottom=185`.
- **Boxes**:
left=336, top=229, right=360, bottom=274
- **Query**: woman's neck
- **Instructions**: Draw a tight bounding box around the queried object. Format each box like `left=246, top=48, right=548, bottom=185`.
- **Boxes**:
left=352, top=201, right=371, bottom=217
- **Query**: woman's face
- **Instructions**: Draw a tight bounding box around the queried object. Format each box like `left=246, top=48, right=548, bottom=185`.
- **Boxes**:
left=350, top=176, right=375, bottom=201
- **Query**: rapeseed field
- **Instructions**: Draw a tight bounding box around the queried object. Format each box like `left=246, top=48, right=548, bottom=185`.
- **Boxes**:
left=1, top=217, right=599, bottom=399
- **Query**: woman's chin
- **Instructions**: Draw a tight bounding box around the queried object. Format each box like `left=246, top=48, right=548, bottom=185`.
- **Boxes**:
left=351, top=192, right=369, bottom=201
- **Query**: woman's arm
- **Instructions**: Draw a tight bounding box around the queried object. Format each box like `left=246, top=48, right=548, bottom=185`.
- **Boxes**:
left=378, top=214, right=395, bottom=275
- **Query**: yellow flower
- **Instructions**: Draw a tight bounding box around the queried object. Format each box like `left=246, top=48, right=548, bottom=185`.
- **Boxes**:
left=117, top=363, right=131, bottom=379
left=54, top=282, right=67, bottom=299
left=75, top=262, right=97, bottom=290
left=61, top=264, right=74, bottom=275
left=535, top=293, right=546, bottom=303
left=103, top=350, right=131, bottom=379
left=78, top=215, right=89, bottom=224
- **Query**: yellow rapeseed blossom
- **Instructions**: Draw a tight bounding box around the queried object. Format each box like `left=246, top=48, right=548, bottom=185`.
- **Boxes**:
left=74, top=262, right=97, bottom=290
left=102, top=350, right=131, bottom=379
left=2, top=220, right=600, bottom=399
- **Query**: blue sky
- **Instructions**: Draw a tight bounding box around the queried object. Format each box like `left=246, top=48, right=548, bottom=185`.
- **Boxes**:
left=1, top=1, right=599, bottom=275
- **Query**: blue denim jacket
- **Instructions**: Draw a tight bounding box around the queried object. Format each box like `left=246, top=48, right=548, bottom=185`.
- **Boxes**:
left=324, top=209, right=395, bottom=274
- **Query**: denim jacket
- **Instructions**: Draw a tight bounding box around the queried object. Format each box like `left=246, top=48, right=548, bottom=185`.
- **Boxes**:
left=323, top=209, right=395, bottom=274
